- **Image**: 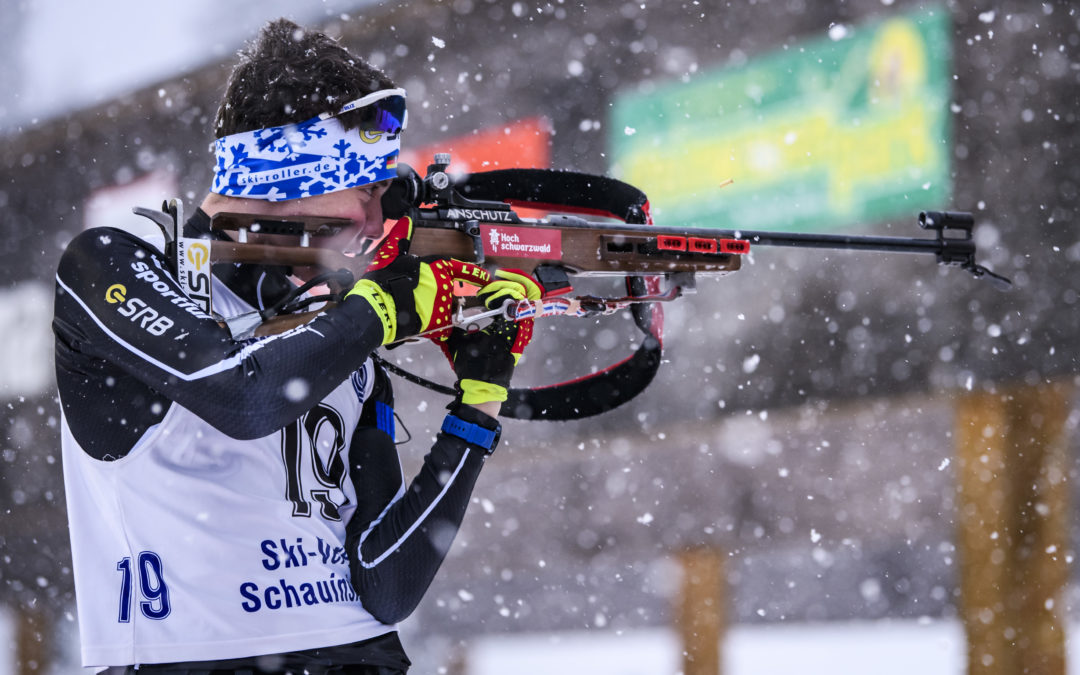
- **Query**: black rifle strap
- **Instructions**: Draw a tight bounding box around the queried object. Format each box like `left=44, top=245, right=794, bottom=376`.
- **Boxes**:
left=458, top=168, right=652, bottom=224
left=372, top=353, right=456, bottom=396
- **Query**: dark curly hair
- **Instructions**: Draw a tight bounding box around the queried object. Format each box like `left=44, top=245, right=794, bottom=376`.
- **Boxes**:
left=214, top=18, right=397, bottom=138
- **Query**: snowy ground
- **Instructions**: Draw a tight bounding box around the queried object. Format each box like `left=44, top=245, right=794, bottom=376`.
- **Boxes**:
left=5, top=614, right=1079, bottom=674
left=467, top=617, right=1080, bottom=675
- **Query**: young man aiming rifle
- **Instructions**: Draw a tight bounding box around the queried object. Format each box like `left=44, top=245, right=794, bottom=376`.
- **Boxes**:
left=53, top=18, right=539, bottom=674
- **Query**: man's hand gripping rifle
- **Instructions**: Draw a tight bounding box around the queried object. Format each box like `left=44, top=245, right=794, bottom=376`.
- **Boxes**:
left=148, top=154, right=1009, bottom=420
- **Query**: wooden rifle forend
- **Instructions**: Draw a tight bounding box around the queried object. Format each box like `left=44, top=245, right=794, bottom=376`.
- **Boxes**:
left=405, top=218, right=745, bottom=276
left=206, top=211, right=746, bottom=278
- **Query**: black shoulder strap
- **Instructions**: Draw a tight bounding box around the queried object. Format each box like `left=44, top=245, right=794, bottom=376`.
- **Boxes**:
left=458, top=168, right=653, bottom=224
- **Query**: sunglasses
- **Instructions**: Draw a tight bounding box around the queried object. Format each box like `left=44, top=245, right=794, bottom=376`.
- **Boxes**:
left=321, top=88, right=408, bottom=134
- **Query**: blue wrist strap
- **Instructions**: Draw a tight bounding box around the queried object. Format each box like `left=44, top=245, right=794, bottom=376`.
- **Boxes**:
left=441, top=414, right=499, bottom=451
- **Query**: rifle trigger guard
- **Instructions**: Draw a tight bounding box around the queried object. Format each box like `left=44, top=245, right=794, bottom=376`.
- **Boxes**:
left=532, top=264, right=573, bottom=295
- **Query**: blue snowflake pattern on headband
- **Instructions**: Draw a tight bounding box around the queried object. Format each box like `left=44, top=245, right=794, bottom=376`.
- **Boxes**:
left=211, top=115, right=400, bottom=201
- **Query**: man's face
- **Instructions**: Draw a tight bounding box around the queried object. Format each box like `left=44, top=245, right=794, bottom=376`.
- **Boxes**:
left=249, top=180, right=393, bottom=282
left=286, top=180, right=392, bottom=249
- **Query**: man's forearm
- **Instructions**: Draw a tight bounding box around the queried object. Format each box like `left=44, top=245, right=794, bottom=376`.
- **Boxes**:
left=54, top=227, right=385, bottom=442
left=469, top=401, right=501, bottom=417
left=347, top=429, right=487, bottom=624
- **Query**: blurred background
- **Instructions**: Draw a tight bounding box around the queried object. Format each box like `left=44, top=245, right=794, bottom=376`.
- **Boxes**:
left=0, top=0, right=1077, bottom=672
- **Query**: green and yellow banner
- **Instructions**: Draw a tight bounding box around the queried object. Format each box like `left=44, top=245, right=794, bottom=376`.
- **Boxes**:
left=610, top=6, right=951, bottom=232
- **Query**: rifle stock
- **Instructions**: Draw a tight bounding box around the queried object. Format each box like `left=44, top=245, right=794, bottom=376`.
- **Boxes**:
left=206, top=212, right=745, bottom=278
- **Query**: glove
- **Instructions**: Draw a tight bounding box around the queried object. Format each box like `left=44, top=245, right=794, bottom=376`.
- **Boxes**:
left=475, top=268, right=543, bottom=363
left=447, top=269, right=544, bottom=406
left=346, top=217, right=492, bottom=344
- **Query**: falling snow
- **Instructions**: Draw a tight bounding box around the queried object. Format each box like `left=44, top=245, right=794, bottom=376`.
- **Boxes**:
left=2, top=2, right=1077, bottom=673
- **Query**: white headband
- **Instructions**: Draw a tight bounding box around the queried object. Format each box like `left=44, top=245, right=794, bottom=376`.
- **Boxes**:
left=210, top=90, right=406, bottom=201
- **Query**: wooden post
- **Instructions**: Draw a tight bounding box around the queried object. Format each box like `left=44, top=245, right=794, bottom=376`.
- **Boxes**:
left=955, top=382, right=1072, bottom=675
left=15, top=603, right=51, bottom=674
left=676, top=547, right=726, bottom=675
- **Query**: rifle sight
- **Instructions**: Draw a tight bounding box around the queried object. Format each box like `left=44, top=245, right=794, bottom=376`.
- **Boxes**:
left=918, top=211, right=975, bottom=234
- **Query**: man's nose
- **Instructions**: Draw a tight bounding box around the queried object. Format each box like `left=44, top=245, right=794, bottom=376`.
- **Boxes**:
left=363, top=196, right=386, bottom=233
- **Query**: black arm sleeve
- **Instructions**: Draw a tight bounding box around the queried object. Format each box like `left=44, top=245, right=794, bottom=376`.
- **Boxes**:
left=346, top=393, right=497, bottom=625
left=53, top=227, right=384, bottom=456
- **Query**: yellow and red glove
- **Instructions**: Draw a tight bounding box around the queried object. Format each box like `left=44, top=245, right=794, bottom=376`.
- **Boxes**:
left=346, top=217, right=492, bottom=344
left=448, top=268, right=544, bottom=406
left=475, top=268, right=543, bottom=364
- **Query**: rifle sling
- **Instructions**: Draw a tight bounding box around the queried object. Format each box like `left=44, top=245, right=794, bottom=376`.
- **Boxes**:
left=458, top=168, right=652, bottom=224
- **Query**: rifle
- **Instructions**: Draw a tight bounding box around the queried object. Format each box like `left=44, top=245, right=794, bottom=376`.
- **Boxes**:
left=140, top=154, right=1009, bottom=420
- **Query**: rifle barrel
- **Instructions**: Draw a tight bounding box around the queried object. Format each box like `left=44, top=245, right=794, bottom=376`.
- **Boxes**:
left=731, top=229, right=971, bottom=256
left=491, top=213, right=967, bottom=257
